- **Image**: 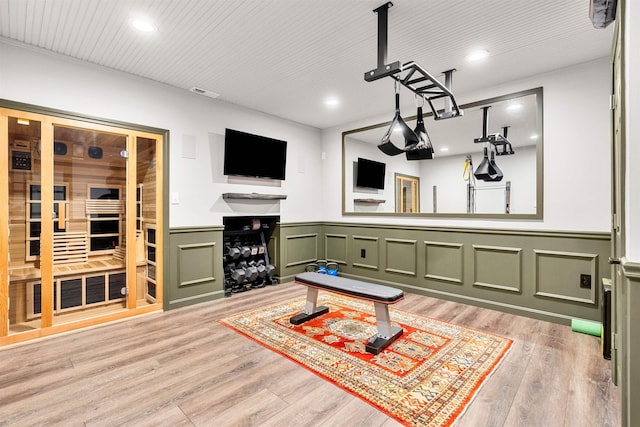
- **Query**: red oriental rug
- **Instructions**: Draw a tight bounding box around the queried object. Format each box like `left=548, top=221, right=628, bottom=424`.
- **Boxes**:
left=218, top=293, right=512, bottom=426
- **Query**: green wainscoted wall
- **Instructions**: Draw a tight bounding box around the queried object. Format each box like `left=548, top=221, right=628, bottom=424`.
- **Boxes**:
left=319, top=223, right=610, bottom=325
left=166, top=221, right=611, bottom=326
left=165, top=226, right=225, bottom=309
left=619, top=260, right=640, bottom=424
left=277, top=222, right=324, bottom=282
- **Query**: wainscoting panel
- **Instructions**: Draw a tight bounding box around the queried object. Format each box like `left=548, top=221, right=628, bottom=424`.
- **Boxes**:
left=352, top=235, right=379, bottom=270
left=534, top=250, right=598, bottom=304
left=167, top=226, right=224, bottom=310
left=424, top=241, right=463, bottom=284
left=284, top=233, right=318, bottom=267
left=177, top=242, right=216, bottom=288
left=166, top=222, right=611, bottom=325
left=277, top=223, right=324, bottom=282
left=384, top=238, right=417, bottom=276
left=473, top=245, right=522, bottom=293
left=325, top=233, right=347, bottom=265
left=319, top=223, right=610, bottom=324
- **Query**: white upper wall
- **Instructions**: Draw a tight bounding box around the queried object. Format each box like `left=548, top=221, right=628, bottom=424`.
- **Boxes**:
left=0, top=41, right=324, bottom=227
left=625, top=1, right=640, bottom=260
left=322, top=57, right=612, bottom=232
left=0, top=41, right=612, bottom=233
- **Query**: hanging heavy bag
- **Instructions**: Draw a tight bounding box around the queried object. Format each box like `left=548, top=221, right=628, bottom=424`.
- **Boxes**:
left=488, top=150, right=504, bottom=182
left=406, top=104, right=435, bottom=160
left=378, top=83, right=419, bottom=156
left=475, top=147, right=504, bottom=182
left=474, top=147, right=493, bottom=181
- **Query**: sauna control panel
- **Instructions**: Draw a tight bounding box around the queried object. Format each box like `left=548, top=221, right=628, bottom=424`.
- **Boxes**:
left=11, top=150, right=31, bottom=170
left=10, top=139, right=32, bottom=171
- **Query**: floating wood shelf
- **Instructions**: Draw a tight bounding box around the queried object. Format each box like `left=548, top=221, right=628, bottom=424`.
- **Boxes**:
left=222, top=193, right=287, bottom=200
left=354, top=198, right=385, bottom=204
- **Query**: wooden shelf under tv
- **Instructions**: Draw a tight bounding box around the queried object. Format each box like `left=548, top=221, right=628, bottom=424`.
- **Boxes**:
left=354, top=198, right=385, bottom=204
left=222, top=193, right=287, bottom=200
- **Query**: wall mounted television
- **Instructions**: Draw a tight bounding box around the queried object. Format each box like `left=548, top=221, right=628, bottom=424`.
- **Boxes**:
left=356, top=157, right=386, bottom=189
left=224, top=128, right=287, bottom=180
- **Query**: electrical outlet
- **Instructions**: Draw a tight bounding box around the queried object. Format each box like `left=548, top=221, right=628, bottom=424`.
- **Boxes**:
left=580, top=274, right=592, bottom=289
left=360, top=249, right=366, bottom=258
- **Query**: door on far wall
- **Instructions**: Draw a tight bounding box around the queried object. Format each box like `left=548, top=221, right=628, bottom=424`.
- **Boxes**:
left=610, top=18, right=623, bottom=387
left=395, top=173, right=420, bottom=213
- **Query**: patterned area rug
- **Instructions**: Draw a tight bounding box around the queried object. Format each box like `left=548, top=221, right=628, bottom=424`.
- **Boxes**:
left=219, top=293, right=513, bottom=426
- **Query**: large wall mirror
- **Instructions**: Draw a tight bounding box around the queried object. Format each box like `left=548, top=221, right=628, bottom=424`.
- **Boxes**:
left=343, top=87, right=543, bottom=219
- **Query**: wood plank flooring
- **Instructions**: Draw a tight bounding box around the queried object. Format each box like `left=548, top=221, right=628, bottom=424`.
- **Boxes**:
left=0, top=282, right=620, bottom=426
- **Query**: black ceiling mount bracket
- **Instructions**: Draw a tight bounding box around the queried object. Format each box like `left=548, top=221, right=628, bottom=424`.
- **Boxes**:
left=364, top=2, right=463, bottom=121
left=473, top=106, right=515, bottom=155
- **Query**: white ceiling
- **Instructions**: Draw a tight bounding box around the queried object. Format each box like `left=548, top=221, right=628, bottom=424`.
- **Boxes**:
left=0, top=0, right=614, bottom=130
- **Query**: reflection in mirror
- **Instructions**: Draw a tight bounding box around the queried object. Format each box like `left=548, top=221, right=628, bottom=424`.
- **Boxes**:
left=343, top=87, right=543, bottom=218
left=395, top=173, right=420, bottom=213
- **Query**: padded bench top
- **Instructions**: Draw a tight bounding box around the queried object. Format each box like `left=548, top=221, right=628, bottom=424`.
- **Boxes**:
left=294, top=272, right=404, bottom=303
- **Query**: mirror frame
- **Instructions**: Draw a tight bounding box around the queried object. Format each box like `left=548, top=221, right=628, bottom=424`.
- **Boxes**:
left=342, top=87, right=544, bottom=219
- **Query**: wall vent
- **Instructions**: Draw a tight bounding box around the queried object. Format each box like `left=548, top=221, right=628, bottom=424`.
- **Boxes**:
left=189, top=87, right=220, bottom=98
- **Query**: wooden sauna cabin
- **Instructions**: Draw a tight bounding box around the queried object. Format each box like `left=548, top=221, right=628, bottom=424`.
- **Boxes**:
left=1, top=104, right=166, bottom=346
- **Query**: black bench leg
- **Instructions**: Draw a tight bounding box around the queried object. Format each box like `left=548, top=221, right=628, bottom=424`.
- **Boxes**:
left=290, top=287, right=329, bottom=325
left=365, top=302, right=403, bottom=355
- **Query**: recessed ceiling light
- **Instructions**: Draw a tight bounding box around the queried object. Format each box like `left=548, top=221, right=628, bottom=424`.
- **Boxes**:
left=530, top=134, right=539, bottom=140
left=325, top=97, right=340, bottom=107
left=131, top=19, right=157, bottom=33
left=190, top=87, right=220, bottom=99
left=466, top=49, right=489, bottom=62
left=439, top=147, right=449, bottom=152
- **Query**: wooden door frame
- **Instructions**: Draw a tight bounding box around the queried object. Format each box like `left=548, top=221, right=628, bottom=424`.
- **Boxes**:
left=0, top=99, right=169, bottom=345
left=395, top=173, right=420, bottom=213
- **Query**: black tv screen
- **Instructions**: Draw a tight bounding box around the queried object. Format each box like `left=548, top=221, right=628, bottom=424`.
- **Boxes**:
left=224, top=129, right=287, bottom=180
left=356, top=157, right=386, bottom=189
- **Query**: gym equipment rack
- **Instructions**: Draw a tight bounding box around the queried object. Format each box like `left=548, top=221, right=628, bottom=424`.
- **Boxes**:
left=364, top=2, right=463, bottom=121
left=222, top=216, right=279, bottom=296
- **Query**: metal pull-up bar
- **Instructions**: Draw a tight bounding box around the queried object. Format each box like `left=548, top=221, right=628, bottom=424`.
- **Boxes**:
left=364, top=2, right=463, bottom=120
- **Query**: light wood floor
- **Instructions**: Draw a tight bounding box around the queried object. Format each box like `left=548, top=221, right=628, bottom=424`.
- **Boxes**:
left=0, top=282, right=620, bottom=427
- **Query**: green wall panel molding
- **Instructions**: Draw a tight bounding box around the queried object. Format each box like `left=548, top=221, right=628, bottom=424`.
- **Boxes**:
left=166, top=227, right=224, bottom=310
left=424, top=241, right=464, bottom=285
left=277, top=223, right=323, bottom=283
left=320, top=221, right=610, bottom=240
left=534, top=250, right=598, bottom=304
left=384, top=238, right=417, bottom=276
left=177, top=242, right=216, bottom=288
left=165, top=222, right=611, bottom=326
left=321, top=222, right=610, bottom=325
left=621, top=259, right=640, bottom=279
left=325, top=233, right=348, bottom=264
left=352, top=235, right=379, bottom=270
left=473, top=244, right=522, bottom=293
left=284, top=233, right=318, bottom=267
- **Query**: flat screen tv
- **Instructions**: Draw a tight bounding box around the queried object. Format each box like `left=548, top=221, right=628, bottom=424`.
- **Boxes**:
left=224, top=128, right=287, bottom=180
left=356, top=157, right=386, bottom=189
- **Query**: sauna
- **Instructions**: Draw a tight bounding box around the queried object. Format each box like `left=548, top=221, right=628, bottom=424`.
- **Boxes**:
left=0, top=105, right=166, bottom=345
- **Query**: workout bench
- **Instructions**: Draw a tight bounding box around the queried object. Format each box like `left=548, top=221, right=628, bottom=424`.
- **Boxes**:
left=291, top=272, right=404, bottom=354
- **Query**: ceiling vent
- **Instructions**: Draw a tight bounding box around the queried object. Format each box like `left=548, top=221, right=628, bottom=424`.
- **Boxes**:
left=190, top=87, right=220, bottom=98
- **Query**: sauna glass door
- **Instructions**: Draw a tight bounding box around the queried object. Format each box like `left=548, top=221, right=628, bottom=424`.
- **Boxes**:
left=51, top=124, right=128, bottom=324
left=2, top=105, right=163, bottom=344
left=136, top=136, right=160, bottom=304
left=7, top=115, right=43, bottom=333
left=395, top=174, right=420, bottom=213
